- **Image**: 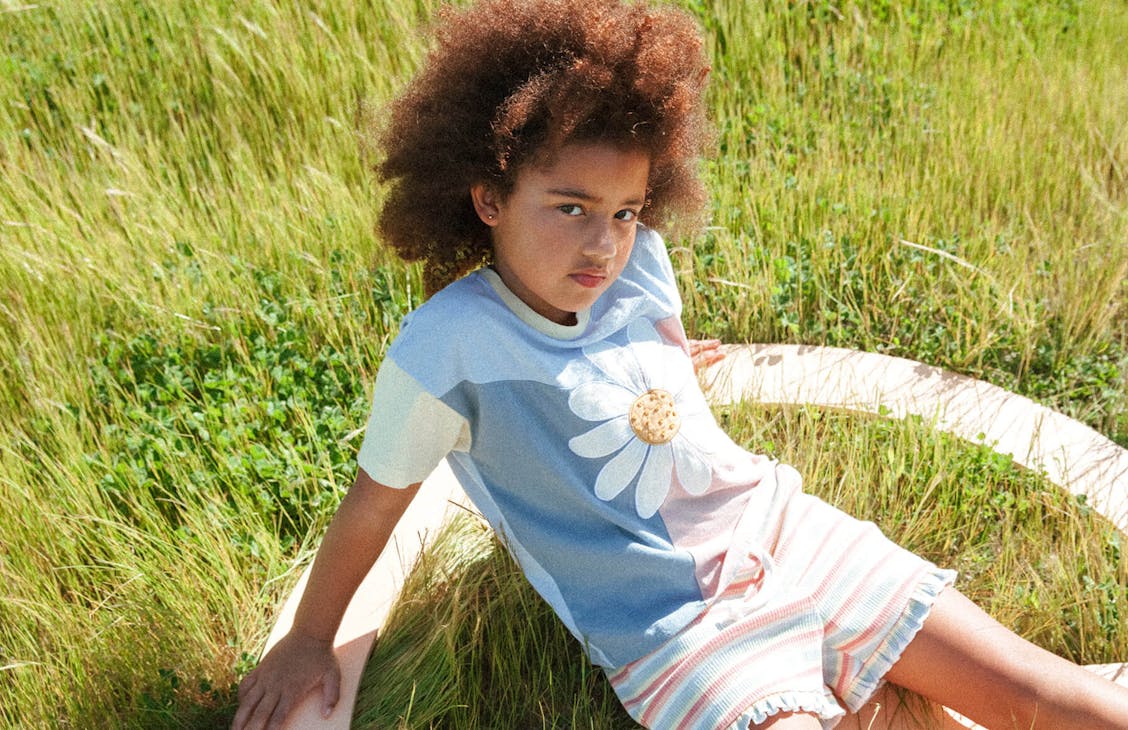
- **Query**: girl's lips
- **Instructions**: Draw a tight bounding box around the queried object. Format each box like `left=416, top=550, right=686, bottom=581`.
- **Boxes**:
left=570, top=272, right=606, bottom=288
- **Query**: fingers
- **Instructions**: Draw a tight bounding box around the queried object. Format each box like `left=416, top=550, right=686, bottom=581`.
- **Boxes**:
left=237, top=669, right=256, bottom=699
left=232, top=686, right=292, bottom=730
left=320, top=667, right=341, bottom=719
left=231, top=666, right=295, bottom=730
left=232, top=681, right=277, bottom=730
left=231, top=675, right=258, bottom=729
left=688, top=338, right=725, bottom=373
left=264, top=692, right=295, bottom=730
left=233, top=633, right=341, bottom=729
left=688, top=338, right=723, bottom=357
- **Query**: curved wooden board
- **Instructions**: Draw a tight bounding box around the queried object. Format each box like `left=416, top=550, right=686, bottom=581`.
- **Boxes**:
left=703, top=344, right=1128, bottom=532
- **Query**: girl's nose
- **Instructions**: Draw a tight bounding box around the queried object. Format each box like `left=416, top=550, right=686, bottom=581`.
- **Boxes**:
left=583, top=222, right=617, bottom=260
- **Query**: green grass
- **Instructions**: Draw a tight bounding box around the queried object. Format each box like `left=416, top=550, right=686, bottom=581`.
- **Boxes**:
left=684, top=0, right=1128, bottom=441
left=1, top=0, right=1126, bottom=727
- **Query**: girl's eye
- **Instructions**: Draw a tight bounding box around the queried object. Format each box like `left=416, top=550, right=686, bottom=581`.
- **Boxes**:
left=559, top=204, right=583, bottom=216
left=616, top=209, right=638, bottom=222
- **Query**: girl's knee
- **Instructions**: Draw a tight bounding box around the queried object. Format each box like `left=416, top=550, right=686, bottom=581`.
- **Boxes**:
left=755, top=710, right=824, bottom=729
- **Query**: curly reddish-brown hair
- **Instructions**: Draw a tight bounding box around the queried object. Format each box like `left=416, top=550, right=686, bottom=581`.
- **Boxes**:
left=373, top=0, right=711, bottom=295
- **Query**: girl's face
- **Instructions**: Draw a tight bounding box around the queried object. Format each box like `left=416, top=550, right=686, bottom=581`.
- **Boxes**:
left=471, top=142, right=650, bottom=326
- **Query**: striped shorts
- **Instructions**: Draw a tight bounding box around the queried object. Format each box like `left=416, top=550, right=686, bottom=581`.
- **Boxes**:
left=606, top=464, right=957, bottom=729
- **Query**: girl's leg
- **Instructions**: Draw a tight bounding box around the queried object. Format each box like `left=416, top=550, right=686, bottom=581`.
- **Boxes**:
left=754, top=687, right=960, bottom=729
left=883, top=587, right=1128, bottom=729
left=840, top=684, right=964, bottom=729
left=755, top=689, right=963, bottom=730
left=757, top=711, right=823, bottom=728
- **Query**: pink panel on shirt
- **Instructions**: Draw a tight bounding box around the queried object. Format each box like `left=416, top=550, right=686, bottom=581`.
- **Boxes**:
left=657, top=441, right=773, bottom=597
left=654, top=316, right=690, bottom=354
left=653, top=313, right=774, bottom=600
left=659, top=476, right=755, bottom=599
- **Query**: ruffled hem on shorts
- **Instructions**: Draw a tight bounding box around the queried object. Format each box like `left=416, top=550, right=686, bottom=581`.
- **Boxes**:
left=734, top=688, right=845, bottom=729
left=838, top=566, right=958, bottom=712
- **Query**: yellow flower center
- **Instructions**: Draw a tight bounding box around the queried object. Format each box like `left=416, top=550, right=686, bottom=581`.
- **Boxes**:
left=629, top=389, right=681, bottom=445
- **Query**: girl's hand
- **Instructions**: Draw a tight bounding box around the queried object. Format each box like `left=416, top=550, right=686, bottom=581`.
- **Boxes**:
left=232, top=630, right=341, bottom=730
left=688, top=339, right=725, bottom=373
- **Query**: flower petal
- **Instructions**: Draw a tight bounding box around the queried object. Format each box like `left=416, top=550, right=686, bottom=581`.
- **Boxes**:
left=594, top=437, right=647, bottom=501
left=585, top=337, right=647, bottom=394
left=569, top=417, right=634, bottom=459
left=634, top=443, right=674, bottom=519
left=569, top=381, right=635, bottom=421
left=661, top=348, right=694, bottom=397
left=676, top=410, right=723, bottom=456
left=673, top=381, right=710, bottom=417
left=672, top=439, right=713, bottom=495
left=625, top=320, right=665, bottom=390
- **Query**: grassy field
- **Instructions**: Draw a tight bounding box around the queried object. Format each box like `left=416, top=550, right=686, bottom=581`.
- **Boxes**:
left=1, top=0, right=1126, bottom=727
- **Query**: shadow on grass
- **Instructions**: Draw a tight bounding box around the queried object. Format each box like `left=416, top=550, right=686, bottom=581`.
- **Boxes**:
left=354, top=513, right=637, bottom=729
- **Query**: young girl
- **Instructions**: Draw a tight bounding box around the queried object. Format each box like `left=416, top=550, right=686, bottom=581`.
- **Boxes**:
left=233, top=1, right=1128, bottom=728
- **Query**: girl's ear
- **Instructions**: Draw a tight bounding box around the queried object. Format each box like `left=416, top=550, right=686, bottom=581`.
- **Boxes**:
left=470, top=183, right=501, bottom=227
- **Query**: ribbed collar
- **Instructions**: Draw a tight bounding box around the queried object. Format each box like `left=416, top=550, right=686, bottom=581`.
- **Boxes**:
left=478, top=267, right=590, bottom=340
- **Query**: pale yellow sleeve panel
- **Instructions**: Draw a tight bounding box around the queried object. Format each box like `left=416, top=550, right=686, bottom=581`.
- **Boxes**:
left=357, top=358, right=470, bottom=489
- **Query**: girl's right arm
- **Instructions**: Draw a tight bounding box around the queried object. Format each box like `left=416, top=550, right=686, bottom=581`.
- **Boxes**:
left=231, top=469, right=422, bottom=730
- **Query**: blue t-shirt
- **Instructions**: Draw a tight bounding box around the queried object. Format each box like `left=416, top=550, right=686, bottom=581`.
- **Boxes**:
left=359, top=226, right=773, bottom=667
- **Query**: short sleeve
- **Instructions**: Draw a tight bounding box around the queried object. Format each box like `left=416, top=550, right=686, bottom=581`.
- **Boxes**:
left=357, top=358, right=470, bottom=489
left=641, top=226, right=678, bottom=288
left=626, top=225, right=682, bottom=318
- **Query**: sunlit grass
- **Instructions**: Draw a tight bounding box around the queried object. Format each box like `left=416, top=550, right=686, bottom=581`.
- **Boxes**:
left=1, top=0, right=1126, bottom=726
left=683, top=2, right=1128, bottom=439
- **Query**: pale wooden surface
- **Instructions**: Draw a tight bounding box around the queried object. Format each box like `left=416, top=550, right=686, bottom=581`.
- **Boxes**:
left=262, top=461, right=470, bottom=729
left=704, top=344, right=1128, bottom=533
left=262, top=345, right=1128, bottom=728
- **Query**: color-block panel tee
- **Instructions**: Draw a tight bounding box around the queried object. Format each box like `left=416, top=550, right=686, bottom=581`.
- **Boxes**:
left=358, top=226, right=774, bottom=668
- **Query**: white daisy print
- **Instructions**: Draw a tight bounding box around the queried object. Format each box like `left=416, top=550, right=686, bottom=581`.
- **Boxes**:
left=568, top=319, right=717, bottom=519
